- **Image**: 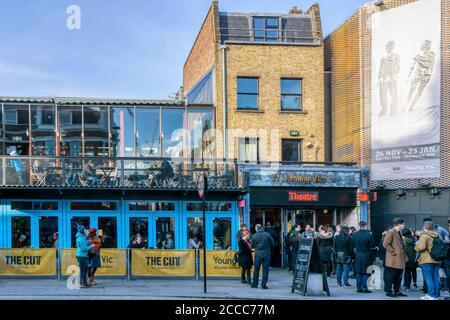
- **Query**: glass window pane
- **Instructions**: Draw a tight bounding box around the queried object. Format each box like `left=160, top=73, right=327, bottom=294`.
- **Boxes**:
left=129, top=217, right=148, bottom=248
left=237, top=78, right=258, bottom=94
left=254, top=30, right=265, bottom=38
left=237, top=94, right=258, bottom=109
left=187, top=109, right=214, bottom=159
left=84, top=107, right=109, bottom=157
left=281, top=95, right=301, bottom=110
left=39, top=216, right=58, bottom=248
left=70, top=202, right=117, bottom=210
left=253, top=17, right=265, bottom=30
left=281, top=79, right=301, bottom=94
left=71, top=217, right=90, bottom=248
left=136, top=108, right=160, bottom=157
left=58, top=106, right=82, bottom=156
left=11, top=216, right=31, bottom=248
left=282, top=139, right=301, bottom=162
left=98, top=217, right=117, bottom=248
left=186, top=202, right=232, bottom=211
left=213, top=218, right=232, bottom=250
left=238, top=138, right=258, bottom=162
left=266, top=30, right=278, bottom=39
left=11, top=201, right=58, bottom=211
left=110, top=107, right=135, bottom=157
left=162, top=108, right=185, bottom=158
left=4, top=105, right=29, bottom=156
left=266, top=18, right=278, bottom=28
left=31, top=105, right=56, bottom=156
left=156, top=217, right=175, bottom=249
left=128, top=202, right=175, bottom=211
left=187, top=217, right=203, bottom=249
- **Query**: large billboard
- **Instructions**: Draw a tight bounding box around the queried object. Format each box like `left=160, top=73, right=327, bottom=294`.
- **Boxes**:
left=371, top=0, right=441, bottom=181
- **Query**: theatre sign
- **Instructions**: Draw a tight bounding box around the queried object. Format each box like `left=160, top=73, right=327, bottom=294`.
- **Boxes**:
left=245, top=167, right=361, bottom=188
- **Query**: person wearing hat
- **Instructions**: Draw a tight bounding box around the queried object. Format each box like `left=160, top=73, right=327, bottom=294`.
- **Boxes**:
left=350, top=221, right=376, bottom=293
left=75, top=225, right=94, bottom=288
left=238, top=228, right=253, bottom=284
left=87, top=228, right=102, bottom=285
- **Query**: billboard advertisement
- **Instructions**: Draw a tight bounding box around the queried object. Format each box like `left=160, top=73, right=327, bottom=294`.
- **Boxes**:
left=371, top=0, right=441, bottom=180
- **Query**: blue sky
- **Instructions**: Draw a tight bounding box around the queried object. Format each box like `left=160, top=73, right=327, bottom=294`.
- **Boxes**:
left=0, top=0, right=368, bottom=99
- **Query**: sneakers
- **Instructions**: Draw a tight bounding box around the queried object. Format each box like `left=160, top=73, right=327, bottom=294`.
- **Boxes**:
left=420, top=295, right=437, bottom=300
left=395, top=292, right=408, bottom=297
left=88, top=278, right=97, bottom=285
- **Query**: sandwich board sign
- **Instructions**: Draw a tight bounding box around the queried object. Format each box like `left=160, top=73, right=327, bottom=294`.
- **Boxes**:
left=291, top=238, right=330, bottom=296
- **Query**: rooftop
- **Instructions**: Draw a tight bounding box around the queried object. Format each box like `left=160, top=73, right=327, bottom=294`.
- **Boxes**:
left=0, top=96, right=184, bottom=106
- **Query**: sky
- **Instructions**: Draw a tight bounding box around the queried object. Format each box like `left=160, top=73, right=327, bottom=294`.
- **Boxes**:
left=0, top=0, right=368, bottom=99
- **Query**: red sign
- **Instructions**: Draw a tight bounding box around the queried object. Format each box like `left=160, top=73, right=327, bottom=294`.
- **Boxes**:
left=288, top=191, right=319, bottom=202
left=238, top=199, right=246, bottom=208
left=357, top=192, right=369, bottom=202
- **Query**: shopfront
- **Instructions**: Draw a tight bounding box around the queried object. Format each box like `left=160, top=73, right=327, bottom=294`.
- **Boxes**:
left=243, top=164, right=365, bottom=268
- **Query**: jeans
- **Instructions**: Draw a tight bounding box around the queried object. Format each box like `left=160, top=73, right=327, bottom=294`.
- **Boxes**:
left=403, top=266, right=417, bottom=288
left=356, top=273, right=368, bottom=290
left=421, top=263, right=441, bottom=298
left=77, top=257, right=88, bottom=286
left=384, top=266, right=403, bottom=293
left=252, top=255, right=271, bottom=288
left=443, top=259, right=450, bottom=291
left=336, top=263, right=350, bottom=286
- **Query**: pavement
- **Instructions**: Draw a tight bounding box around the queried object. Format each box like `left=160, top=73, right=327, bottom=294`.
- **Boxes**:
left=1, top=267, right=449, bottom=300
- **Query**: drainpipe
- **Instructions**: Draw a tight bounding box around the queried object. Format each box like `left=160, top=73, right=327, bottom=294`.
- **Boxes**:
left=220, top=44, right=228, bottom=159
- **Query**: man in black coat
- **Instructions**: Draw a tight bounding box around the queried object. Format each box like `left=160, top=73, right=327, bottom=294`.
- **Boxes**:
left=350, top=221, right=376, bottom=293
left=251, top=224, right=275, bottom=289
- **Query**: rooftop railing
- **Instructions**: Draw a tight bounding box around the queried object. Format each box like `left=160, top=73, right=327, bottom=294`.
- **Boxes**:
left=0, top=156, right=242, bottom=190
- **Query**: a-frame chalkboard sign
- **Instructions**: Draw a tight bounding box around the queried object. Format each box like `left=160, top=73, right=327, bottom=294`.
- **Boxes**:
left=291, top=238, right=330, bottom=296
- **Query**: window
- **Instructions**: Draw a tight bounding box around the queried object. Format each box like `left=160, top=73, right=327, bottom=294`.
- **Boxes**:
left=70, top=202, right=117, bottom=211
left=238, top=138, right=259, bottom=163
left=11, top=201, right=58, bottom=211
left=187, top=109, right=214, bottom=159
left=129, top=217, right=149, bottom=248
left=31, top=105, right=56, bottom=156
left=213, top=218, right=232, bottom=250
left=128, top=202, right=175, bottom=211
left=98, top=217, right=117, bottom=248
left=253, top=17, right=279, bottom=42
left=187, top=217, right=203, bottom=249
left=110, top=107, right=135, bottom=157
left=83, top=107, right=109, bottom=157
left=282, top=139, right=302, bottom=162
left=39, top=216, right=58, bottom=248
left=186, top=202, right=232, bottom=212
left=12, top=216, right=31, bottom=248
left=4, top=104, right=30, bottom=156
left=58, top=106, right=82, bottom=156
left=156, top=217, right=175, bottom=249
left=162, top=108, right=185, bottom=158
left=281, top=78, right=302, bottom=110
left=136, top=108, right=160, bottom=157
left=237, top=77, right=259, bottom=110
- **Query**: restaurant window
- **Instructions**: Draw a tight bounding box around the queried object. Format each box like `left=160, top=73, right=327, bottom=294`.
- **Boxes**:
left=70, top=202, right=117, bottom=211
left=282, top=139, right=302, bottom=162
left=281, top=78, right=302, bottom=110
left=136, top=108, right=160, bottom=157
left=129, top=217, right=148, bottom=248
left=237, top=77, right=259, bottom=110
left=156, top=217, right=175, bottom=249
left=39, top=216, right=59, bottom=248
left=110, top=107, right=135, bottom=157
left=187, top=109, right=214, bottom=159
left=11, top=216, right=31, bottom=248
left=98, top=217, right=117, bottom=248
left=31, top=105, right=56, bottom=156
left=11, top=201, right=58, bottom=211
left=128, top=202, right=175, bottom=211
left=213, top=218, right=232, bottom=250
left=238, top=137, right=259, bottom=163
left=84, top=107, right=109, bottom=157
left=4, top=104, right=30, bottom=156
left=253, top=17, right=279, bottom=42
left=162, top=108, right=185, bottom=158
left=187, top=217, right=203, bottom=249
left=186, top=202, right=232, bottom=212
left=58, top=106, right=82, bottom=156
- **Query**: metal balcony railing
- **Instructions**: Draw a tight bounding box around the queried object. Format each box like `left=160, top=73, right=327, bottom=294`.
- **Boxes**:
left=0, top=156, right=243, bottom=190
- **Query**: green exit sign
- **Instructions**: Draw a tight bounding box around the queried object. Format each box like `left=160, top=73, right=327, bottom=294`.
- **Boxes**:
left=289, top=130, right=300, bottom=137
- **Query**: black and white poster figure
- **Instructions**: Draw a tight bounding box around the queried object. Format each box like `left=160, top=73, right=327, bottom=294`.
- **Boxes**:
left=405, top=40, right=435, bottom=112
left=377, top=41, right=400, bottom=116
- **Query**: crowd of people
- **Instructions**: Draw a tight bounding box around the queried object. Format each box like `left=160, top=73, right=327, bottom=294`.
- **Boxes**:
left=235, top=218, right=450, bottom=299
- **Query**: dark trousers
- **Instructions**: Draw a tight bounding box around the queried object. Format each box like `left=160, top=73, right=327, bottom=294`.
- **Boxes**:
left=403, top=266, right=417, bottom=288
left=290, top=250, right=298, bottom=272
left=252, top=255, right=271, bottom=288
left=384, top=266, right=403, bottom=293
left=88, top=267, right=97, bottom=278
left=241, top=267, right=251, bottom=283
left=77, top=257, right=88, bottom=286
left=356, top=273, right=368, bottom=290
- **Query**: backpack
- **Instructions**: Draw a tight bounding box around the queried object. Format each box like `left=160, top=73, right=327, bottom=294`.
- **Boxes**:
left=427, top=235, right=449, bottom=261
